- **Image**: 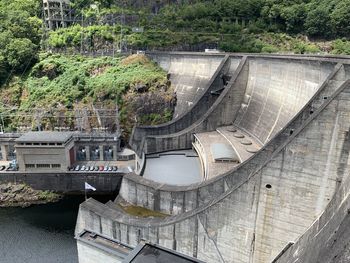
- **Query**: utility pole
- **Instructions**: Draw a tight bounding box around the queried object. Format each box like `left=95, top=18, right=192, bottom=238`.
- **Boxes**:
left=0, top=114, right=4, bottom=134
left=120, top=0, right=127, bottom=52
left=41, top=2, right=49, bottom=51
left=115, top=102, right=121, bottom=137
left=80, top=12, right=84, bottom=54
left=112, top=21, right=115, bottom=57
left=34, top=109, right=43, bottom=131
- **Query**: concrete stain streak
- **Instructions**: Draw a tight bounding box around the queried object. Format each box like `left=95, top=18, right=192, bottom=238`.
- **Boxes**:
left=316, top=108, right=339, bottom=215
left=197, top=215, right=226, bottom=263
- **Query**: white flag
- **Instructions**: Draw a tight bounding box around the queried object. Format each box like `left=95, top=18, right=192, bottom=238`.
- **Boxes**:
left=85, top=182, right=96, bottom=191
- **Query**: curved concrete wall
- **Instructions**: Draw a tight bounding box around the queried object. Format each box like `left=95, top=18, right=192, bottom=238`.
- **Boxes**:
left=142, top=56, right=249, bottom=154
left=119, top=62, right=344, bottom=216
left=130, top=53, right=242, bottom=154
left=274, top=143, right=350, bottom=263
left=234, top=58, right=334, bottom=144
left=140, top=57, right=336, bottom=155
left=76, top=63, right=350, bottom=262
left=148, top=52, right=227, bottom=118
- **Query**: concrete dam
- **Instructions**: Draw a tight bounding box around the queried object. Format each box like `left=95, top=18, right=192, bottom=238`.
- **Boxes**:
left=76, top=52, right=350, bottom=262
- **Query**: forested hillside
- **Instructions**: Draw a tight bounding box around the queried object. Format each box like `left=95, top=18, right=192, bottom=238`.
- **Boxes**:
left=1, top=0, right=349, bottom=134
left=1, top=53, right=175, bottom=134
left=48, top=0, right=350, bottom=54
left=0, top=0, right=42, bottom=85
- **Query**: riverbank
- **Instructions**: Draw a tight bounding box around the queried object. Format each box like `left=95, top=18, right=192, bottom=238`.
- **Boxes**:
left=0, top=183, right=62, bottom=207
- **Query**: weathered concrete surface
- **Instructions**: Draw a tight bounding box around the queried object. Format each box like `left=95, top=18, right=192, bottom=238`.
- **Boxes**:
left=140, top=56, right=249, bottom=154
left=147, top=52, right=227, bottom=118
left=193, top=131, right=237, bottom=180
left=121, top=58, right=345, bottom=216
left=130, top=54, right=242, bottom=155
left=273, top=161, right=350, bottom=263
left=234, top=58, right=334, bottom=144
left=76, top=54, right=350, bottom=263
left=139, top=56, right=336, bottom=154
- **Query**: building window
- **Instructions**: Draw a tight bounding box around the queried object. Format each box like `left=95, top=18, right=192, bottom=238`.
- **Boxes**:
left=90, top=146, right=100, bottom=161
left=103, top=146, right=113, bottom=161
left=7, top=145, right=16, bottom=161
left=25, top=164, right=35, bottom=169
left=51, top=164, right=61, bottom=168
left=76, top=146, right=87, bottom=161
left=37, top=164, right=50, bottom=168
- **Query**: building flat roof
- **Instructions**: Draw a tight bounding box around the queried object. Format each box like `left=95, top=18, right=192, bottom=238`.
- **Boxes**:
left=77, top=230, right=132, bottom=260
left=123, top=241, right=205, bottom=263
left=16, top=132, right=74, bottom=144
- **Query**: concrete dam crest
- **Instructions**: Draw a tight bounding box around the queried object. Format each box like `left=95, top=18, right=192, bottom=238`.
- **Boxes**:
left=76, top=52, right=350, bottom=263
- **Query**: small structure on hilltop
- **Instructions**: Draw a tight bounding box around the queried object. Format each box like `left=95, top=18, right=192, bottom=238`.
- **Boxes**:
left=43, top=0, right=74, bottom=30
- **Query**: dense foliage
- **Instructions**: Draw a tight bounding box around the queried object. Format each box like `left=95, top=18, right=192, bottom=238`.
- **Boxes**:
left=0, top=54, right=175, bottom=134
left=151, top=0, right=350, bottom=38
left=0, top=0, right=42, bottom=84
left=1, top=0, right=350, bottom=134
left=46, top=0, right=350, bottom=54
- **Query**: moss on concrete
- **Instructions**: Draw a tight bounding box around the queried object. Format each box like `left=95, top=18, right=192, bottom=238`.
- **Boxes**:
left=118, top=204, right=168, bottom=218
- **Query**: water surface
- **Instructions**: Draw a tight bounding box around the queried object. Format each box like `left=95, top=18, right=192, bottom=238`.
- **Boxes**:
left=0, top=196, right=84, bottom=263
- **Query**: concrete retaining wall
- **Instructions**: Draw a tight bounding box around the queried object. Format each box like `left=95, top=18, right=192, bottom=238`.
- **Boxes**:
left=137, top=57, right=337, bottom=155
left=77, top=71, right=350, bottom=262
left=142, top=56, right=249, bottom=154
left=76, top=67, right=350, bottom=262
left=148, top=52, right=227, bottom=118
left=130, top=53, right=242, bottom=155
left=120, top=60, right=344, bottom=215
left=273, top=151, right=350, bottom=263
left=234, top=58, right=334, bottom=144
left=0, top=172, right=123, bottom=193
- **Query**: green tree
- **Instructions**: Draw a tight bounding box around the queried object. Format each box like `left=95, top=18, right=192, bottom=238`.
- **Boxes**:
left=330, top=0, right=350, bottom=37
left=5, top=39, right=37, bottom=71
left=0, top=0, right=41, bottom=78
left=305, top=6, right=333, bottom=38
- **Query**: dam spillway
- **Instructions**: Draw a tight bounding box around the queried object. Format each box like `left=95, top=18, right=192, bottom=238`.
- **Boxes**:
left=76, top=53, right=350, bottom=263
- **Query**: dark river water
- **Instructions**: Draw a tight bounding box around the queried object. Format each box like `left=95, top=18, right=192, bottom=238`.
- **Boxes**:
left=0, top=196, right=85, bottom=263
